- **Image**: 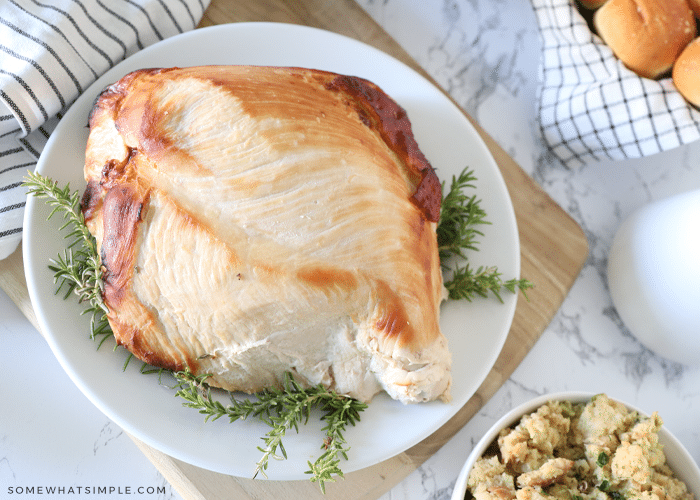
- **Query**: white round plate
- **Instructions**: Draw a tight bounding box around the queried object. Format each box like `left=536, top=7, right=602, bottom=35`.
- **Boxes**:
left=24, top=23, right=519, bottom=480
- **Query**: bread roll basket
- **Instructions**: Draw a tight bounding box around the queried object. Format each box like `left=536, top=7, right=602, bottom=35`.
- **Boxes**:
left=532, top=0, right=700, bottom=168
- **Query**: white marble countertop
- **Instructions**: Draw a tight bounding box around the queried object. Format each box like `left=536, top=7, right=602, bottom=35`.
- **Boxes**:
left=2, top=1, right=699, bottom=499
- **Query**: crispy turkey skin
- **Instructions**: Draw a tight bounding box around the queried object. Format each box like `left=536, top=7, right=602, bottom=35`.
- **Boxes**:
left=82, top=65, right=451, bottom=404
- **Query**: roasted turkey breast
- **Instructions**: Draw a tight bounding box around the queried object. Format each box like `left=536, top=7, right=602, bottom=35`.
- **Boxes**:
left=81, top=65, right=451, bottom=404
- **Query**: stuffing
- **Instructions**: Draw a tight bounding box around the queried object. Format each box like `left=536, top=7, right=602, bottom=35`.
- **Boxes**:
left=466, top=395, right=693, bottom=500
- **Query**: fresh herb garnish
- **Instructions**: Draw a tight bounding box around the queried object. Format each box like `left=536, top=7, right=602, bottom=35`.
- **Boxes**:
left=24, top=165, right=533, bottom=490
left=23, top=171, right=112, bottom=346
left=438, top=167, right=533, bottom=302
left=443, top=262, right=533, bottom=303
left=597, top=451, right=610, bottom=467
left=173, top=370, right=366, bottom=493
left=437, top=167, right=487, bottom=263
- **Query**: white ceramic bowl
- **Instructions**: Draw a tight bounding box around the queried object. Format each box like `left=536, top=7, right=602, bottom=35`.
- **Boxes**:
left=451, top=392, right=700, bottom=500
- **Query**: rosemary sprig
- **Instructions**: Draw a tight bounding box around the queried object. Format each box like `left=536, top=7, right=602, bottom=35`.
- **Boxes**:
left=172, top=370, right=366, bottom=493
left=23, top=171, right=111, bottom=344
left=437, top=167, right=488, bottom=263
left=437, top=167, right=533, bottom=301
left=444, top=262, right=534, bottom=303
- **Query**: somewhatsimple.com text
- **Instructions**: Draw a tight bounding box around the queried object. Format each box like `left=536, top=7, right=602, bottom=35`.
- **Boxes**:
left=7, top=485, right=166, bottom=495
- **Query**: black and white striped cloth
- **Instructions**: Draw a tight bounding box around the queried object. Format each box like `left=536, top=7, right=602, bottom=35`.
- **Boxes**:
left=0, top=0, right=210, bottom=260
left=533, top=0, right=700, bottom=168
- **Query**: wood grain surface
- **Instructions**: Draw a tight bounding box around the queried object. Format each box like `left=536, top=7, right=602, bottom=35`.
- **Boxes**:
left=0, top=0, right=589, bottom=499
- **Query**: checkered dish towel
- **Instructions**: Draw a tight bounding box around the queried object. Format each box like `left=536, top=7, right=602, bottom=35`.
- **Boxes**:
left=532, top=0, right=700, bottom=168
left=0, top=0, right=210, bottom=260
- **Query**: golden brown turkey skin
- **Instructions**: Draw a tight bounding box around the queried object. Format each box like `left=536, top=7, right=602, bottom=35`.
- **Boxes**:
left=82, top=65, right=450, bottom=404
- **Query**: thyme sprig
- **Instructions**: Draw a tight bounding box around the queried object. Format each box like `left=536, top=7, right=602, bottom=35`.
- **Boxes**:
left=172, top=370, right=366, bottom=493
left=23, top=171, right=111, bottom=344
left=437, top=167, right=533, bottom=301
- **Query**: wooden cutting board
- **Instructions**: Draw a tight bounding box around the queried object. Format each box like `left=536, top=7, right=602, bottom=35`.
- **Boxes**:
left=0, top=1, right=589, bottom=499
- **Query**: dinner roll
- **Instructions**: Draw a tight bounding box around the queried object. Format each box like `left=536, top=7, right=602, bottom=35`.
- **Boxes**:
left=594, top=0, right=696, bottom=79
left=673, top=37, right=700, bottom=107
left=578, top=0, right=607, bottom=9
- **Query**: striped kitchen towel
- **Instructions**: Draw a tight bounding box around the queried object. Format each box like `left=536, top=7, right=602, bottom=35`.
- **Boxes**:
left=0, top=0, right=210, bottom=260
left=532, top=0, right=700, bottom=168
